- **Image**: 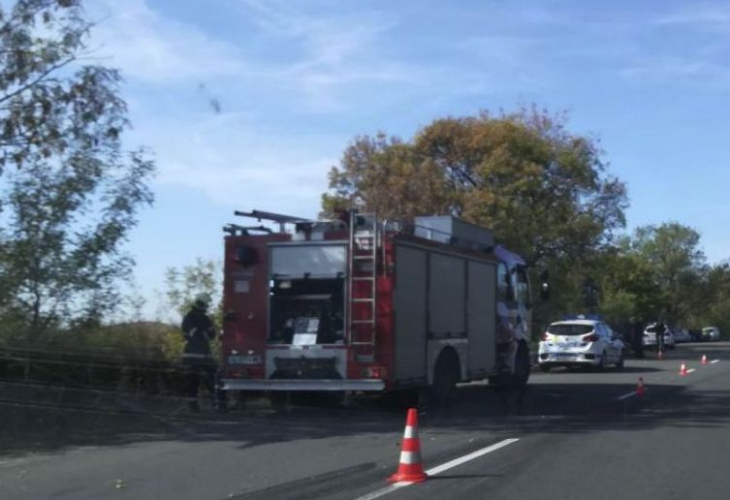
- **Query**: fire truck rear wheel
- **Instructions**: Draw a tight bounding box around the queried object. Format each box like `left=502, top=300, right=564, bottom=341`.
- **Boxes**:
left=430, top=350, right=460, bottom=408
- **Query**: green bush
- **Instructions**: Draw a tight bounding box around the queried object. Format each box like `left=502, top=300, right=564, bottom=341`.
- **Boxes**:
left=0, top=321, right=197, bottom=395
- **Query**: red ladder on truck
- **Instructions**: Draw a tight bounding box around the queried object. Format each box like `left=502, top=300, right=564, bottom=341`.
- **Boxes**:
left=348, top=212, right=377, bottom=355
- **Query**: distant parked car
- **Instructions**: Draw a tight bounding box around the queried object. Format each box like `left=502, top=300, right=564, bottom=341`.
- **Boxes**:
left=702, top=326, right=721, bottom=342
left=688, top=329, right=703, bottom=342
left=673, top=327, right=691, bottom=343
left=643, top=323, right=676, bottom=349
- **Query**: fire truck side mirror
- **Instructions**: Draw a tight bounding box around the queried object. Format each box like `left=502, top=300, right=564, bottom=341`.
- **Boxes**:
left=235, top=246, right=258, bottom=267
left=539, top=270, right=550, bottom=301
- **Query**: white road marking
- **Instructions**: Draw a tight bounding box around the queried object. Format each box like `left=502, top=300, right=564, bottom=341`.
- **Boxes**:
left=617, top=391, right=639, bottom=401
left=353, top=482, right=409, bottom=500
left=424, top=438, right=520, bottom=476
left=711, top=359, right=720, bottom=364
left=352, top=438, right=520, bottom=500
left=617, top=381, right=652, bottom=401
left=687, top=368, right=696, bottom=374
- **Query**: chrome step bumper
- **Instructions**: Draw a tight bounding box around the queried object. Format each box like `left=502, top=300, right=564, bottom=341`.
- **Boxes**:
left=221, top=378, right=386, bottom=392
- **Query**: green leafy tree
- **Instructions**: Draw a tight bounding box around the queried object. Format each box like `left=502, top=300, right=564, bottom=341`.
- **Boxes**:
left=0, top=1, right=123, bottom=173
left=161, top=258, right=222, bottom=324
left=323, top=107, right=627, bottom=267
left=323, top=133, right=454, bottom=221
left=596, top=248, right=663, bottom=324
left=687, top=262, right=730, bottom=336
left=630, top=222, right=705, bottom=323
left=0, top=0, right=155, bottom=338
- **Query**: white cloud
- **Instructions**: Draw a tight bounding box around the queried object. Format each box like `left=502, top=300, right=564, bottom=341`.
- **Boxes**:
left=240, top=0, right=391, bottom=65
left=457, top=35, right=536, bottom=68
left=83, top=0, right=378, bottom=211
left=88, top=0, right=540, bottom=112
left=656, top=5, right=730, bottom=30
left=621, top=56, right=730, bottom=86
left=88, top=0, right=244, bottom=84
left=236, top=0, right=421, bottom=111
left=130, top=109, right=338, bottom=217
left=617, top=4, right=730, bottom=87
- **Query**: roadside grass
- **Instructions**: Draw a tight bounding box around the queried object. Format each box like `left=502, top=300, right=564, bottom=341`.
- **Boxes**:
left=0, top=322, right=209, bottom=395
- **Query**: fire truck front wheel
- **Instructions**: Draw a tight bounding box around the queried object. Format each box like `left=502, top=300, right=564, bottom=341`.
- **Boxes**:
left=489, top=340, right=531, bottom=389
left=430, top=349, right=461, bottom=408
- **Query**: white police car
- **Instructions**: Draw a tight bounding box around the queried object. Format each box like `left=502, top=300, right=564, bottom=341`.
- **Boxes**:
left=538, top=317, right=625, bottom=372
left=643, top=323, right=676, bottom=349
left=702, top=326, right=721, bottom=342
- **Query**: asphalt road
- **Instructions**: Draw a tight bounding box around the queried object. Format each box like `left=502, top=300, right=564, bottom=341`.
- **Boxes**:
left=1, top=342, right=728, bottom=500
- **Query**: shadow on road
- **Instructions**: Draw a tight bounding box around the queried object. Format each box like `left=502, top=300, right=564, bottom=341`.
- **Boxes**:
left=3, top=376, right=730, bottom=460
left=542, top=366, right=662, bottom=374
left=1, top=341, right=729, bottom=459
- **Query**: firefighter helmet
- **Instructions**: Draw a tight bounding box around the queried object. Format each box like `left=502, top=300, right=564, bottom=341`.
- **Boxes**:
left=193, top=293, right=212, bottom=309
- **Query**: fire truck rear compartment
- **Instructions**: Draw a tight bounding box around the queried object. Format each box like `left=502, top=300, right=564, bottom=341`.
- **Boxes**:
left=268, top=277, right=346, bottom=346
left=268, top=242, right=348, bottom=348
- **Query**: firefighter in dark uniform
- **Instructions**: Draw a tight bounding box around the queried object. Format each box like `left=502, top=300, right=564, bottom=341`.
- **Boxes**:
left=632, top=319, right=645, bottom=358
left=182, top=293, right=224, bottom=411
left=655, top=318, right=665, bottom=355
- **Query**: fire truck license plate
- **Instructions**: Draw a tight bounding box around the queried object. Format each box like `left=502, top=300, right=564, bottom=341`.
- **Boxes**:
left=228, top=355, right=262, bottom=365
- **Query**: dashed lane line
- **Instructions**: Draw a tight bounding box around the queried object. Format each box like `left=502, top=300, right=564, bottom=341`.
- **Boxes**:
left=617, top=390, right=642, bottom=401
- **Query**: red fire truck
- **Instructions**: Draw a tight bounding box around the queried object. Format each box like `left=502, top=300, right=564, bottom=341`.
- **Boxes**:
left=220, top=210, right=545, bottom=406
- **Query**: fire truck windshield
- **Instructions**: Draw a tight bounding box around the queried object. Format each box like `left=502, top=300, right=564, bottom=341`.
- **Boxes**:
left=270, top=244, right=347, bottom=279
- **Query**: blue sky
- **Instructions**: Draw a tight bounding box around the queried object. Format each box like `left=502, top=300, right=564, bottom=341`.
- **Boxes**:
left=86, top=0, right=730, bottom=319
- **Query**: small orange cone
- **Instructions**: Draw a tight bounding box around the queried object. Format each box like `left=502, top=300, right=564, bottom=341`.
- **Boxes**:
left=388, top=408, right=428, bottom=484
left=636, top=377, right=646, bottom=397
left=679, top=363, right=688, bottom=376
left=701, top=354, right=708, bottom=365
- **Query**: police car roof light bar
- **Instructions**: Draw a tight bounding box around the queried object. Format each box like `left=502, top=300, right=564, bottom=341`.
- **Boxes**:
left=562, top=313, right=603, bottom=321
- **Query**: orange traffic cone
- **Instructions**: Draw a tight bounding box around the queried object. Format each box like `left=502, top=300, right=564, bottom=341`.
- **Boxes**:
left=679, top=363, right=688, bottom=376
left=701, top=354, right=708, bottom=365
left=388, top=408, right=428, bottom=484
left=636, top=377, right=646, bottom=397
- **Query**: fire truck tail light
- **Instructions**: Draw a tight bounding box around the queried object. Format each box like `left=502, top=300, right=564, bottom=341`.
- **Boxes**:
left=363, top=366, right=387, bottom=379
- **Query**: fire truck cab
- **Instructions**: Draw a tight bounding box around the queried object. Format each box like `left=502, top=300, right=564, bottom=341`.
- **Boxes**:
left=220, top=209, right=536, bottom=406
